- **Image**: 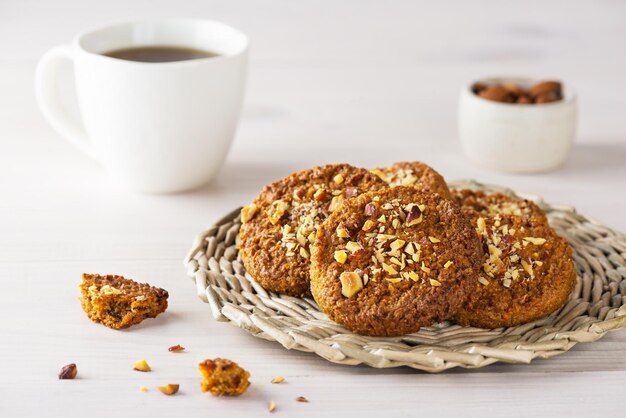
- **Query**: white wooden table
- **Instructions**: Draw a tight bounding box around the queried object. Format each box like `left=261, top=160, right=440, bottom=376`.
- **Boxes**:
left=2, top=1, right=626, bottom=417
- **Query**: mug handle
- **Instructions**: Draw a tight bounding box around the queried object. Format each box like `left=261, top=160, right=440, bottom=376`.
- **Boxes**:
left=35, top=45, right=95, bottom=158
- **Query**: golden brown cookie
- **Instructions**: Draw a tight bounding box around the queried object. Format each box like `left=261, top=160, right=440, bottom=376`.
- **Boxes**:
left=199, top=358, right=250, bottom=396
left=310, top=186, right=482, bottom=336
left=239, top=164, right=387, bottom=297
left=79, top=273, right=168, bottom=329
left=371, top=161, right=451, bottom=198
left=451, top=189, right=577, bottom=328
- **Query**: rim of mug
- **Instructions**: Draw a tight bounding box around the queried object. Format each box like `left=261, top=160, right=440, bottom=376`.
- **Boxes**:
left=74, top=18, right=249, bottom=66
left=463, top=76, right=576, bottom=108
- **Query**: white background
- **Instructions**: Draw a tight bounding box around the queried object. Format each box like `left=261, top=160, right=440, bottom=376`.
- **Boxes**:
left=1, top=1, right=625, bottom=417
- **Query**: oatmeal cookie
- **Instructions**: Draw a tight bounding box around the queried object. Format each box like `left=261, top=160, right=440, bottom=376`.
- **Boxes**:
left=79, top=273, right=168, bottom=329
left=371, top=161, right=451, bottom=198
left=451, top=189, right=577, bottom=328
left=199, top=358, right=250, bottom=396
left=310, top=186, right=482, bottom=336
left=239, top=164, right=387, bottom=297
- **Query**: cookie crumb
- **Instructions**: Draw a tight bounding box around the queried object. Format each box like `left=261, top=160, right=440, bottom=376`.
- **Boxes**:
left=198, top=358, right=250, bottom=396
left=79, top=273, right=168, bottom=329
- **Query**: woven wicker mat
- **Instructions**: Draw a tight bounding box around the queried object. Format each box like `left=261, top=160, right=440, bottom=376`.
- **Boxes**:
left=184, top=180, right=626, bottom=371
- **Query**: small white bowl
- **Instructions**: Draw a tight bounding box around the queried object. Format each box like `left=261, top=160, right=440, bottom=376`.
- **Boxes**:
left=458, top=77, right=577, bottom=173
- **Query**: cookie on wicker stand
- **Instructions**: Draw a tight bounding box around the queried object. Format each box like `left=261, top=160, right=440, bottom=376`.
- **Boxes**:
left=310, top=186, right=482, bottom=336
left=239, top=164, right=387, bottom=297
left=451, top=189, right=577, bottom=328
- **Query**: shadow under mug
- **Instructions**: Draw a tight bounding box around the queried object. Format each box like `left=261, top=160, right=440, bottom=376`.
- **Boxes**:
left=35, top=19, right=248, bottom=193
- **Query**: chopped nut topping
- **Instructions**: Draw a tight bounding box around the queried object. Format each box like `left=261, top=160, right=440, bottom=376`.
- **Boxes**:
left=157, top=384, right=179, bottom=396
left=476, top=217, right=486, bottom=234
left=336, top=224, right=350, bottom=238
left=345, top=188, right=357, bottom=198
left=523, top=237, right=546, bottom=246
left=267, top=200, right=288, bottom=225
left=329, top=195, right=344, bottom=211
left=521, top=259, right=534, bottom=277
left=313, top=188, right=328, bottom=202
left=362, top=219, right=376, bottom=231
left=346, top=241, right=363, bottom=253
left=241, top=204, right=258, bottom=223
left=429, top=279, right=441, bottom=287
left=405, top=205, right=423, bottom=226
left=269, top=400, right=277, bottom=413
left=133, top=359, right=151, bottom=372
left=389, top=257, right=403, bottom=267
left=340, top=272, right=363, bottom=297
left=331, top=197, right=444, bottom=289
left=299, top=247, right=309, bottom=258
left=168, top=344, right=185, bottom=353
left=296, top=396, right=308, bottom=402
left=390, top=239, right=406, bottom=251
left=487, top=202, right=526, bottom=217
left=333, top=174, right=344, bottom=184
left=444, top=261, right=453, bottom=269
left=364, top=202, right=379, bottom=216
left=97, top=284, right=121, bottom=295
left=334, top=250, right=348, bottom=264
left=271, top=376, right=285, bottom=384
left=369, top=168, right=387, bottom=181
left=478, top=277, right=490, bottom=286
left=470, top=206, right=547, bottom=289
left=58, top=363, right=77, bottom=380
left=382, top=263, right=398, bottom=275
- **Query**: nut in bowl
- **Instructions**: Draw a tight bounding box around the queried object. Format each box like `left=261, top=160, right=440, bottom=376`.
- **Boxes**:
left=458, top=77, right=577, bottom=173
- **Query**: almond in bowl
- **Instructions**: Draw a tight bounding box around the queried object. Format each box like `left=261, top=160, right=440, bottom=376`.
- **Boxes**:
left=459, top=77, right=576, bottom=173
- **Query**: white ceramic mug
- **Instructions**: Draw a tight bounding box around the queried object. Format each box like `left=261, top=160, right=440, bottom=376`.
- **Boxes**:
left=36, top=19, right=248, bottom=193
left=459, top=77, right=576, bottom=173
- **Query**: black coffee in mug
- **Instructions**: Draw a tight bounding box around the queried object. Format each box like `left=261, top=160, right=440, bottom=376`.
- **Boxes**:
left=104, top=46, right=219, bottom=63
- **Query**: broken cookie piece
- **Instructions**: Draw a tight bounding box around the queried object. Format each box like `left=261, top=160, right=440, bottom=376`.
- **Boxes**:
left=198, top=358, right=250, bottom=396
left=79, top=273, right=168, bottom=329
